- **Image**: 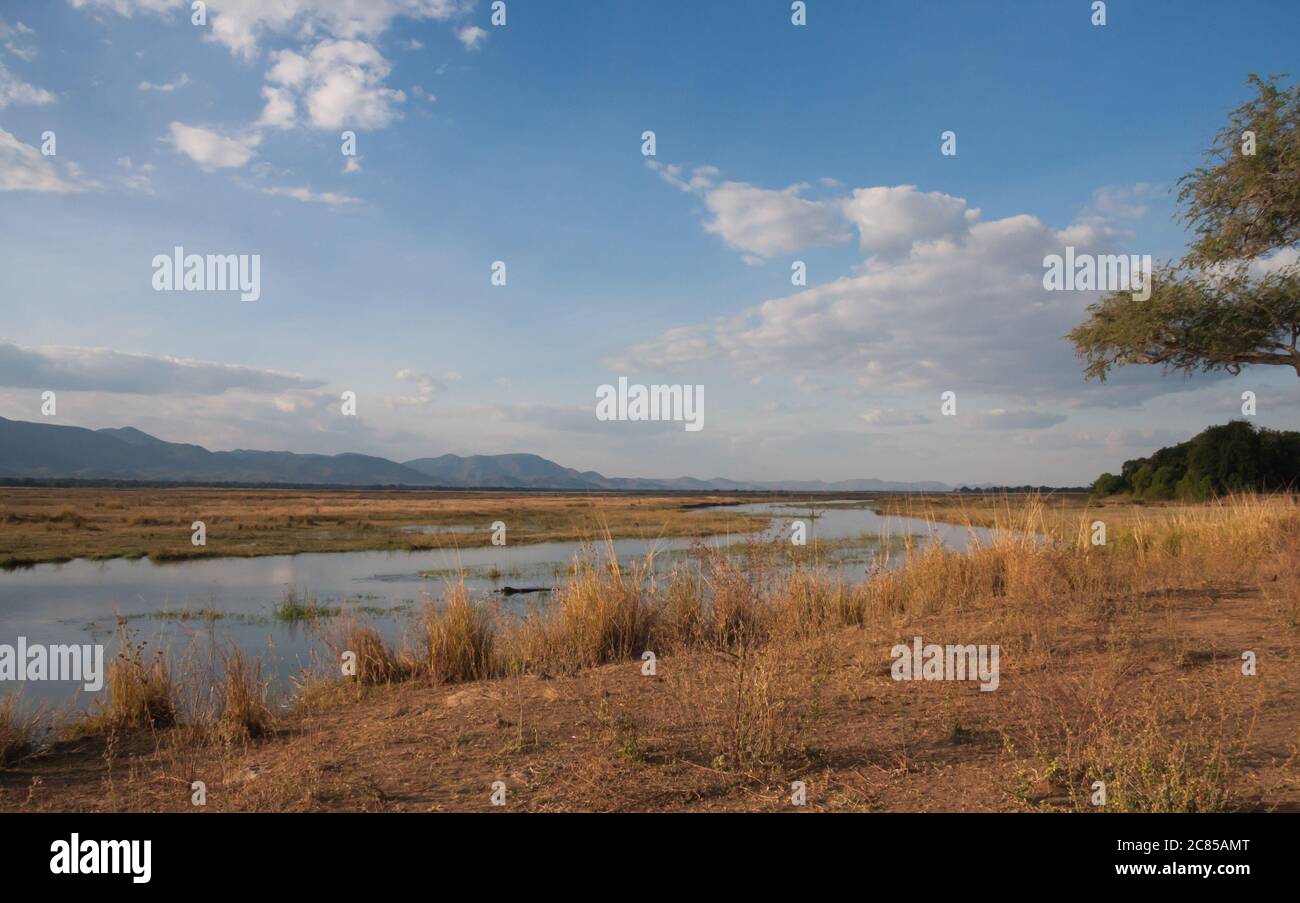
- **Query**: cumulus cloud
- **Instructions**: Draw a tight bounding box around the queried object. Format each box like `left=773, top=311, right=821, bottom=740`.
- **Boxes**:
left=69, top=0, right=480, bottom=60
left=842, top=185, right=979, bottom=258
left=0, top=128, right=98, bottom=193
left=647, top=161, right=850, bottom=259
left=205, top=0, right=476, bottom=61
left=456, top=24, right=487, bottom=50
left=702, top=181, right=852, bottom=258
left=264, top=40, right=405, bottom=130
left=621, top=173, right=1211, bottom=410
left=0, top=341, right=325, bottom=395
left=165, top=122, right=259, bottom=170
left=647, top=164, right=985, bottom=263
left=255, top=85, right=296, bottom=129
left=72, top=0, right=483, bottom=175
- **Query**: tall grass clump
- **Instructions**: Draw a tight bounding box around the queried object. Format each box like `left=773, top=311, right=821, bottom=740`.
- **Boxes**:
left=215, top=647, right=274, bottom=744
left=699, top=548, right=771, bottom=650
left=772, top=568, right=867, bottom=636
left=423, top=583, right=498, bottom=682
left=74, top=624, right=176, bottom=736
left=334, top=619, right=407, bottom=685
left=518, top=551, right=656, bottom=673
left=658, top=564, right=709, bottom=649
left=0, top=694, right=39, bottom=766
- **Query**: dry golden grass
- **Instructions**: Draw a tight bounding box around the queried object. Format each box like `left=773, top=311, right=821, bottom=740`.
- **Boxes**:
left=70, top=623, right=177, bottom=738
left=0, top=694, right=39, bottom=767
left=0, top=487, right=773, bottom=567
left=215, top=648, right=274, bottom=745
left=151, top=493, right=1300, bottom=698
left=1010, top=656, right=1251, bottom=812
left=335, top=620, right=409, bottom=686
left=6, top=493, right=1296, bottom=812
left=422, top=583, right=498, bottom=683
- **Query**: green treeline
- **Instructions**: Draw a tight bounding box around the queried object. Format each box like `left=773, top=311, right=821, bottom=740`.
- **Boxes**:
left=1092, top=421, right=1300, bottom=501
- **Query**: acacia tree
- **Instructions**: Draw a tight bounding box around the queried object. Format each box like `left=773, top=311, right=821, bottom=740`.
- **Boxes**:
left=1069, top=75, right=1300, bottom=379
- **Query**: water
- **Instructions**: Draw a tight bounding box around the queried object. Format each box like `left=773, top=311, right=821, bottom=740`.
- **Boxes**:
left=0, top=500, right=994, bottom=709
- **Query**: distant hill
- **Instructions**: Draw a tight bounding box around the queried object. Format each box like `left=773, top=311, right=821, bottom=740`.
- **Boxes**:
left=0, top=417, right=431, bottom=486
left=0, top=417, right=954, bottom=491
left=403, top=453, right=599, bottom=489
left=1092, top=421, right=1300, bottom=500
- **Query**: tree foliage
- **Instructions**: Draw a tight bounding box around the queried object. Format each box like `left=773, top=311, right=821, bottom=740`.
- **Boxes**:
left=1179, top=74, right=1300, bottom=265
left=1070, top=75, right=1300, bottom=379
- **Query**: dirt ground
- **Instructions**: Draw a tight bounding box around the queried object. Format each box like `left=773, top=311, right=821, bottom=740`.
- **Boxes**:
left=4, top=571, right=1295, bottom=813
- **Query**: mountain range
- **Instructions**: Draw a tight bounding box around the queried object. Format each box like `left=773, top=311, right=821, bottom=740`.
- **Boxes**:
left=0, top=417, right=954, bottom=492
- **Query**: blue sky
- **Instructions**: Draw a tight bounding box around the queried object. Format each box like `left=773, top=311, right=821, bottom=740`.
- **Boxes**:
left=1, top=0, right=1297, bottom=485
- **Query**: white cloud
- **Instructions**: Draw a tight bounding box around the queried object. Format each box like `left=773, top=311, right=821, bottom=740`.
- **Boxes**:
left=261, top=184, right=360, bottom=205
left=0, top=341, right=324, bottom=395
left=70, top=1, right=481, bottom=155
left=255, top=85, right=297, bottom=128
left=1249, top=245, right=1299, bottom=276
left=647, top=161, right=718, bottom=193
left=0, top=128, right=98, bottom=193
left=647, top=161, right=850, bottom=259
left=265, top=40, right=405, bottom=130
left=390, top=368, right=446, bottom=406
left=0, top=61, right=55, bottom=108
left=70, top=0, right=478, bottom=60
left=137, top=72, right=190, bottom=92
left=842, top=185, right=978, bottom=258
left=703, top=180, right=851, bottom=258
left=0, top=18, right=38, bottom=61
left=649, top=165, right=985, bottom=261
left=618, top=176, right=1207, bottom=408
left=165, top=122, right=259, bottom=170
left=211, top=0, right=473, bottom=61
left=456, top=24, right=486, bottom=50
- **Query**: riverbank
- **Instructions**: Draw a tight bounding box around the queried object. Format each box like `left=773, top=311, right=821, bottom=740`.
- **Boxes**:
left=2, top=494, right=1296, bottom=812
left=0, top=488, right=779, bottom=568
